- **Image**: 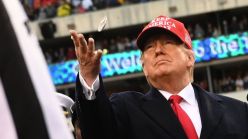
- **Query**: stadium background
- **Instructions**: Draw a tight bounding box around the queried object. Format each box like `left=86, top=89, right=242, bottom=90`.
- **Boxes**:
left=21, top=0, right=248, bottom=102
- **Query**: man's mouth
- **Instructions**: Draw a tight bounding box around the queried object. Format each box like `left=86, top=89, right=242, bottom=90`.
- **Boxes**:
left=154, top=60, right=171, bottom=66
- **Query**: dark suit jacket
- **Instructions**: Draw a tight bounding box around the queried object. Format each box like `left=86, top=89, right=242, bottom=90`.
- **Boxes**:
left=75, top=75, right=248, bottom=139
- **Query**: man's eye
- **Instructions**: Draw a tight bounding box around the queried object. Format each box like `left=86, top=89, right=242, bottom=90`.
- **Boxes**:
left=144, top=44, right=152, bottom=50
left=163, top=40, right=173, bottom=44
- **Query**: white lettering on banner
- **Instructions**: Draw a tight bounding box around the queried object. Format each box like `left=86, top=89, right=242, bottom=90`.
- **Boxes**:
left=121, top=58, right=131, bottom=69
left=104, top=58, right=121, bottom=74
left=194, top=46, right=205, bottom=58
left=220, top=42, right=228, bottom=54
left=242, top=36, right=248, bottom=49
left=209, top=41, right=218, bottom=55
left=228, top=41, right=238, bottom=51
left=102, top=53, right=141, bottom=76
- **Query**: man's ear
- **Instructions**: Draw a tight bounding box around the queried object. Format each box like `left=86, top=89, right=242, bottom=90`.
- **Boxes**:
left=143, top=66, right=148, bottom=77
left=140, top=56, right=148, bottom=77
left=187, top=50, right=195, bottom=67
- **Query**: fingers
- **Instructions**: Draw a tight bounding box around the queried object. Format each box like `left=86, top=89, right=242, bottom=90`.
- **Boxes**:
left=70, top=30, right=102, bottom=63
left=70, top=30, right=80, bottom=48
left=95, top=49, right=103, bottom=61
left=70, top=30, right=88, bottom=55
left=78, top=34, right=87, bottom=54
left=88, top=38, right=95, bottom=54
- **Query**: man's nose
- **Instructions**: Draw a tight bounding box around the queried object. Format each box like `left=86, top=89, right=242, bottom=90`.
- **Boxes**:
left=154, top=41, right=164, bottom=54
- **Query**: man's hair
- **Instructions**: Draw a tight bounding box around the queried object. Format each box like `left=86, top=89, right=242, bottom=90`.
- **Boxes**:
left=180, top=44, right=194, bottom=82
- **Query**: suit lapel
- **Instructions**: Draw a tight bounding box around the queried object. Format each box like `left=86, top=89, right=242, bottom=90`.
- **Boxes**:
left=193, top=84, right=224, bottom=139
left=140, top=87, right=187, bottom=139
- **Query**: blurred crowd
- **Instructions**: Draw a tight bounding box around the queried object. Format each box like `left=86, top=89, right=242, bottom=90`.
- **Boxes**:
left=21, top=0, right=157, bottom=21
left=44, top=35, right=138, bottom=64
left=43, top=14, right=248, bottom=64
left=186, top=15, right=248, bottom=40
left=213, top=72, right=248, bottom=93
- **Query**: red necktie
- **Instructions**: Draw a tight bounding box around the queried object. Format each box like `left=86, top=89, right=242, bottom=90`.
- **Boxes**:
left=169, top=95, right=198, bottom=139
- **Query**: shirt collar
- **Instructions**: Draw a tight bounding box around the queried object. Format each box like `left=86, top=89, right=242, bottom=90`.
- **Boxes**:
left=159, top=83, right=196, bottom=106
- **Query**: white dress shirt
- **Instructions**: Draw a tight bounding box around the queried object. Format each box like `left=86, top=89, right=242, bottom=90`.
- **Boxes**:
left=79, top=74, right=202, bottom=137
left=79, top=73, right=99, bottom=100
left=159, top=83, right=202, bottom=137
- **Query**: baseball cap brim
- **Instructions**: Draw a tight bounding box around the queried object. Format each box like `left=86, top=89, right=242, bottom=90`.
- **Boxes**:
left=136, top=26, right=183, bottom=51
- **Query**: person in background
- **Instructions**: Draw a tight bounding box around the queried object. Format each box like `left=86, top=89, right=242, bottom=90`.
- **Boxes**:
left=70, top=15, right=248, bottom=139
left=57, top=0, right=72, bottom=17
left=236, top=74, right=244, bottom=91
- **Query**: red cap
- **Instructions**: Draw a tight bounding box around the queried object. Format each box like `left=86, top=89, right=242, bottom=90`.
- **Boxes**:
left=136, top=15, right=192, bottom=51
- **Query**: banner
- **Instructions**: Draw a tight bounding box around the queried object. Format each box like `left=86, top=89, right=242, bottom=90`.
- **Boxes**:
left=49, top=32, right=248, bottom=85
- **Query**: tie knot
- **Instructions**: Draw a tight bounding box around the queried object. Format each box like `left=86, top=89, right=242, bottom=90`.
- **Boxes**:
left=169, top=95, right=183, bottom=104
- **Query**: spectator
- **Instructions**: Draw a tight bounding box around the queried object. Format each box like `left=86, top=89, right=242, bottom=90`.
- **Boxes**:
left=53, top=49, right=60, bottom=63
left=44, top=50, right=53, bottom=64
left=82, top=0, right=94, bottom=11
left=130, top=36, right=137, bottom=50
left=94, top=39, right=103, bottom=50
left=101, top=39, right=109, bottom=51
left=38, top=5, right=47, bottom=19
left=239, top=15, right=248, bottom=32
left=45, top=2, right=57, bottom=18
left=107, top=0, right=120, bottom=7
left=57, top=0, right=72, bottom=17
left=230, top=16, right=240, bottom=33
left=213, top=79, right=221, bottom=93
left=194, top=24, right=205, bottom=39
left=243, top=72, right=248, bottom=89
left=117, top=0, right=126, bottom=5
left=220, top=77, right=229, bottom=92
left=66, top=47, right=77, bottom=60
left=41, top=0, right=58, bottom=7
left=92, top=0, right=106, bottom=10
left=227, top=76, right=235, bottom=92
left=212, top=26, right=220, bottom=37
left=116, top=37, right=125, bottom=52
left=186, top=25, right=194, bottom=39
left=58, top=47, right=66, bottom=61
left=71, top=0, right=82, bottom=8
left=222, top=20, right=229, bottom=35
left=123, top=37, right=132, bottom=51
left=73, top=3, right=86, bottom=14
left=109, top=39, right=118, bottom=53
left=236, top=75, right=244, bottom=91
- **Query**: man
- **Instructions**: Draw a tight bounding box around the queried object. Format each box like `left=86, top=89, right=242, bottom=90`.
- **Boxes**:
left=70, top=15, right=248, bottom=139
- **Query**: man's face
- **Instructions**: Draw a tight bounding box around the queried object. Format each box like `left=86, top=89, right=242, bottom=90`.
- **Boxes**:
left=141, top=33, right=194, bottom=86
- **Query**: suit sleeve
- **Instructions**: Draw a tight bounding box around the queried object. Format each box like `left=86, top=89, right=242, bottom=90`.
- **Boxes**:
left=245, top=102, right=248, bottom=135
left=75, top=73, right=118, bottom=139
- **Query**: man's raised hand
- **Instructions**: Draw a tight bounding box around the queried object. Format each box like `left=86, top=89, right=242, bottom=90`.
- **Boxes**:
left=70, top=30, right=102, bottom=86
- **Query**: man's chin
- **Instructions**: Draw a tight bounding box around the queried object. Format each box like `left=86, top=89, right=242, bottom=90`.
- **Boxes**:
left=152, top=70, right=171, bottom=79
left=155, top=68, right=170, bottom=75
